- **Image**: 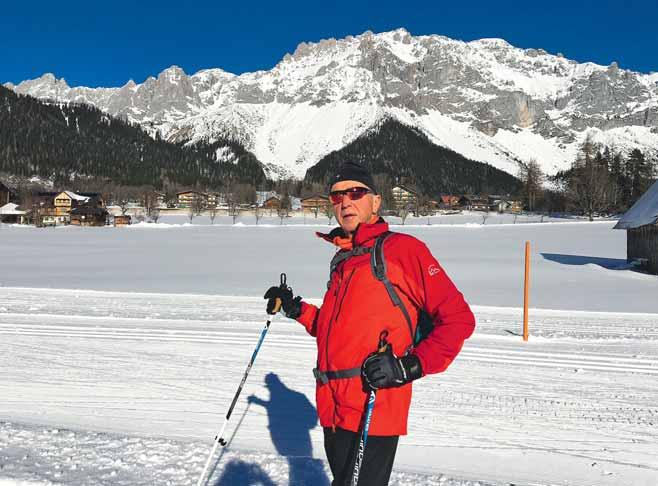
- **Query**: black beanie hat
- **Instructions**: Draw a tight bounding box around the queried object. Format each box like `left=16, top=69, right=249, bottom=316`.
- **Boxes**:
left=329, top=161, right=377, bottom=194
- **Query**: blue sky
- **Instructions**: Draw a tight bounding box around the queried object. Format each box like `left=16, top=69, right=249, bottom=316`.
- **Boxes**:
left=2, top=0, right=657, bottom=87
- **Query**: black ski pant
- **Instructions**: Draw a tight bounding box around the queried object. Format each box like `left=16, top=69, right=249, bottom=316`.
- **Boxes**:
left=323, top=426, right=399, bottom=486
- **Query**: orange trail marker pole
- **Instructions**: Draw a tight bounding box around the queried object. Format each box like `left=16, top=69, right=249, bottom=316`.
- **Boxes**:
left=523, top=241, right=530, bottom=341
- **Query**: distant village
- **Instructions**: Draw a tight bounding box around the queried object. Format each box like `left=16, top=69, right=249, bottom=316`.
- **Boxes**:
left=0, top=179, right=523, bottom=227
left=2, top=177, right=658, bottom=275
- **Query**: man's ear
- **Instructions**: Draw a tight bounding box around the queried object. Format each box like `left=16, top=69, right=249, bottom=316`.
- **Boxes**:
left=372, top=194, right=382, bottom=214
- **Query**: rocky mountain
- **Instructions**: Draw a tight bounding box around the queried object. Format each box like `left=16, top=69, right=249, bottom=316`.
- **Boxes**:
left=7, top=28, right=658, bottom=179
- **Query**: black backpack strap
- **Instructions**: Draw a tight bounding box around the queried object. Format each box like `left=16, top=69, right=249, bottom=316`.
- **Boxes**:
left=328, top=245, right=372, bottom=284
left=371, top=233, right=415, bottom=344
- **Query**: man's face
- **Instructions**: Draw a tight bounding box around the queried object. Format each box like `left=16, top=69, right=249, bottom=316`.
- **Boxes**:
left=330, top=180, right=381, bottom=235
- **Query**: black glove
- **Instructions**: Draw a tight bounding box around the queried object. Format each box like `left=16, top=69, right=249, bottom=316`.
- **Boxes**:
left=361, top=345, right=422, bottom=390
left=263, top=285, right=302, bottom=319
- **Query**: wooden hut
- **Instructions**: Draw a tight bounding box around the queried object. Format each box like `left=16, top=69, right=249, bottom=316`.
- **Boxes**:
left=0, top=203, right=27, bottom=224
left=614, top=180, right=658, bottom=274
left=70, top=206, right=109, bottom=227
left=262, top=196, right=281, bottom=210
left=114, top=215, right=132, bottom=227
left=301, top=195, right=330, bottom=215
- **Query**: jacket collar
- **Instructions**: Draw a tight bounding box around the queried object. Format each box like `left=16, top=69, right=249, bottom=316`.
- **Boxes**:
left=316, top=217, right=388, bottom=249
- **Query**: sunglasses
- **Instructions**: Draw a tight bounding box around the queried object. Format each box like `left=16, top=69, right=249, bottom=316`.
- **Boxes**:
left=329, top=187, right=372, bottom=205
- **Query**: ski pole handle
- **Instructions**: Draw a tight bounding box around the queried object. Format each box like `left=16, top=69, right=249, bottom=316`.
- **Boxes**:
left=268, top=273, right=289, bottom=315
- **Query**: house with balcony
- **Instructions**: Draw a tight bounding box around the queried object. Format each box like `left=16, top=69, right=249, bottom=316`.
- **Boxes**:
left=391, top=185, right=418, bottom=210
left=176, top=190, right=207, bottom=208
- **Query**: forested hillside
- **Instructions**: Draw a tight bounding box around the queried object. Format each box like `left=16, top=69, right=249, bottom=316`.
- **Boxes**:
left=0, top=86, right=267, bottom=188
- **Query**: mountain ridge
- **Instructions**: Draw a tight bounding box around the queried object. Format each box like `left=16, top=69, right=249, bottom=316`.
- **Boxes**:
left=6, top=28, right=658, bottom=179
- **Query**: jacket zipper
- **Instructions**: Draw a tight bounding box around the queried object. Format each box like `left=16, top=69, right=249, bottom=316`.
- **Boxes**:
left=333, top=268, right=355, bottom=323
left=325, top=266, right=356, bottom=431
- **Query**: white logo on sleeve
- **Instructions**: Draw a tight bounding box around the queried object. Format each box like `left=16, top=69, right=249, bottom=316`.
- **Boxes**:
left=428, top=264, right=441, bottom=276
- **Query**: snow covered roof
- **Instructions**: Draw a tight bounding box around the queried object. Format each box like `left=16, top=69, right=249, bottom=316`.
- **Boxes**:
left=64, top=191, right=90, bottom=202
left=0, top=203, right=26, bottom=215
left=614, top=180, right=658, bottom=229
left=291, top=197, right=302, bottom=210
left=256, top=191, right=279, bottom=205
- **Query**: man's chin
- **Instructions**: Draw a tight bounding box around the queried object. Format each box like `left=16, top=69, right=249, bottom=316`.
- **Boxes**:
left=339, top=221, right=359, bottom=234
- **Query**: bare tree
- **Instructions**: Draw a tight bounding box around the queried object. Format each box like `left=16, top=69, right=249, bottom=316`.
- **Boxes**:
left=278, top=194, right=291, bottom=225
left=192, top=194, right=205, bottom=217
left=142, top=188, right=164, bottom=222
left=323, top=200, right=335, bottom=224
left=141, top=187, right=155, bottom=213
left=223, top=184, right=241, bottom=224
left=113, top=186, right=139, bottom=216
left=209, top=205, right=218, bottom=224
left=228, top=201, right=240, bottom=224
left=188, top=205, right=195, bottom=223
left=299, top=182, right=325, bottom=199
left=115, top=189, right=131, bottom=216
left=277, top=206, right=290, bottom=225
left=235, top=183, right=257, bottom=206
left=565, top=134, right=612, bottom=221
left=398, top=206, right=410, bottom=225
left=254, top=204, right=264, bottom=225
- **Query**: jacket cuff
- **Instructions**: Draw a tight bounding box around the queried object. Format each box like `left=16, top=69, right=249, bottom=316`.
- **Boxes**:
left=401, top=354, right=423, bottom=381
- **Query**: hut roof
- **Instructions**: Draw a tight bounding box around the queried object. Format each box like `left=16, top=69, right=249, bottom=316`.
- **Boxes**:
left=0, top=203, right=25, bottom=215
left=614, top=180, right=658, bottom=230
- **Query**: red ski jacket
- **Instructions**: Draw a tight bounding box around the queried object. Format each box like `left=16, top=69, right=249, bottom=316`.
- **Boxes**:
left=296, top=219, right=475, bottom=435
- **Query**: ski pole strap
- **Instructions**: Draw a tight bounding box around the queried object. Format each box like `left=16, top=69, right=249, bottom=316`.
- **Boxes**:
left=313, top=366, right=361, bottom=385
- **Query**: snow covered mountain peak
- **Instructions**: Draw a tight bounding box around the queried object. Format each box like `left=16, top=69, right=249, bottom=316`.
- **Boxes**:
left=7, top=28, right=658, bottom=179
left=6, top=72, right=72, bottom=99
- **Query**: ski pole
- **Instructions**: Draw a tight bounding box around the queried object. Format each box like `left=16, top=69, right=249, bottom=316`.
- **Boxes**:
left=195, top=273, right=288, bottom=486
left=351, top=330, right=389, bottom=486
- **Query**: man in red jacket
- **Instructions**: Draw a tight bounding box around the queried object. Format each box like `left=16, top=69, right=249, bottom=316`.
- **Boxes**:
left=265, top=161, right=475, bottom=485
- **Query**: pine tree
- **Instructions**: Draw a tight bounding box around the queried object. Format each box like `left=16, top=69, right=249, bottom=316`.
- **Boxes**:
left=517, top=158, right=544, bottom=212
left=608, top=148, right=626, bottom=211
left=626, top=149, right=654, bottom=204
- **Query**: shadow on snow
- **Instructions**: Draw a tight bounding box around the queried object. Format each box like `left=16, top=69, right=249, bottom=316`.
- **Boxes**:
left=541, top=253, right=632, bottom=270
left=211, top=372, right=329, bottom=486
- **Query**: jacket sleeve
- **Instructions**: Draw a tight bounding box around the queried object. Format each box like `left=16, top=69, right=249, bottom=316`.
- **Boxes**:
left=394, top=238, right=476, bottom=375
left=295, top=301, right=320, bottom=337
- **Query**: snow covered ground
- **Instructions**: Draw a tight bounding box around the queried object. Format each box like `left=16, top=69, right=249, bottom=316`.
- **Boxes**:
left=2, top=214, right=656, bottom=312
left=1, top=218, right=657, bottom=485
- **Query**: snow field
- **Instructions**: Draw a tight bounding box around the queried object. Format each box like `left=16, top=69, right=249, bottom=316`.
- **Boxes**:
left=3, top=218, right=657, bottom=313
left=1, top=288, right=657, bottom=485
left=1, top=220, right=657, bottom=485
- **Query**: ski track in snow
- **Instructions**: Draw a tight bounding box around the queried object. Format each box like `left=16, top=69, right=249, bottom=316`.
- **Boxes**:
left=1, top=288, right=658, bottom=485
